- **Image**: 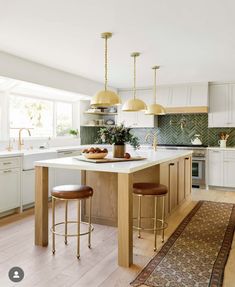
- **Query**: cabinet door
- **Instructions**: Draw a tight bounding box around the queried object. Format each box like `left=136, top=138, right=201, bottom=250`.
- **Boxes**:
left=229, top=84, right=235, bottom=127
left=208, top=150, right=223, bottom=186
left=189, top=84, right=208, bottom=106
left=54, top=169, right=81, bottom=186
left=160, top=162, right=170, bottom=216
left=22, top=170, right=35, bottom=205
left=0, top=168, right=20, bottom=213
left=208, top=84, right=229, bottom=127
left=169, top=86, right=188, bottom=107
left=157, top=86, right=171, bottom=107
left=169, top=161, right=178, bottom=211
left=184, top=157, right=192, bottom=197
left=223, top=151, right=235, bottom=187
left=135, top=90, right=154, bottom=128
left=178, top=158, right=185, bottom=203
left=117, top=91, right=138, bottom=127
left=55, top=151, right=81, bottom=186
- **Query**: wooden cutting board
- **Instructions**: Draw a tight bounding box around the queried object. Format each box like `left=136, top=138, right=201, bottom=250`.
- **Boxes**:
left=74, top=155, right=146, bottom=163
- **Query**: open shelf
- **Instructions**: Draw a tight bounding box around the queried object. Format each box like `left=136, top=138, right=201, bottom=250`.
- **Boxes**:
left=81, top=125, right=115, bottom=128
left=83, top=111, right=118, bottom=115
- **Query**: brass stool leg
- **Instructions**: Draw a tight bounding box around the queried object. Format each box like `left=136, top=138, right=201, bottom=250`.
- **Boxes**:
left=65, top=200, right=68, bottom=245
left=162, top=196, right=165, bottom=243
left=137, top=196, right=142, bottom=238
left=77, top=199, right=81, bottom=259
left=88, top=196, right=92, bottom=248
left=154, top=196, right=158, bottom=252
left=52, top=197, right=56, bottom=254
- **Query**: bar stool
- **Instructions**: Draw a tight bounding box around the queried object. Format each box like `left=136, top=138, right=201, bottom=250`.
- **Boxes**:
left=50, top=184, right=94, bottom=259
left=133, top=182, right=168, bottom=251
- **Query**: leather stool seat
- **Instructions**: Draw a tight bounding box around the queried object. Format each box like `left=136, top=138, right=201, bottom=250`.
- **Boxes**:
left=133, top=182, right=168, bottom=196
left=51, top=185, right=93, bottom=199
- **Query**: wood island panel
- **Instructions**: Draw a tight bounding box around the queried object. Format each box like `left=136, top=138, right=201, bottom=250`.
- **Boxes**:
left=81, top=156, right=192, bottom=228
left=81, top=165, right=160, bottom=226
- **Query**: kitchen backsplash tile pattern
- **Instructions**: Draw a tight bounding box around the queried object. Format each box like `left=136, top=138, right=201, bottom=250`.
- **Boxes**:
left=81, top=114, right=235, bottom=147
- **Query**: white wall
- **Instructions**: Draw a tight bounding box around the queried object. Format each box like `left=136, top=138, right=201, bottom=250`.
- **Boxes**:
left=0, top=51, right=116, bottom=96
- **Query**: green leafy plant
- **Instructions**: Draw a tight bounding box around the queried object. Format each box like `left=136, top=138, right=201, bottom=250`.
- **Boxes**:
left=69, top=129, right=79, bottom=136
left=96, top=124, right=140, bottom=149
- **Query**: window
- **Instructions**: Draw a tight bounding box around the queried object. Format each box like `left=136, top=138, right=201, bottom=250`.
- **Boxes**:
left=9, top=95, right=74, bottom=138
left=56, top=102, right=73, bottom=136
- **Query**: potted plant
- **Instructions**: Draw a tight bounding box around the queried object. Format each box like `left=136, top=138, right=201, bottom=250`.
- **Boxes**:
left=69, top=129, right=79, bottom=137
left=96, top=124, right=140, bottom=158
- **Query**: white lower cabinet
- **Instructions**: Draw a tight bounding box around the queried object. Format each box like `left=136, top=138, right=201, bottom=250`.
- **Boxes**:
left=22, top=169, right=55, bottom=207
left=54, top=150, right=81, bottom=186
left=22, top=170, right=35, bottom=205
left=0, top=167, right=21, bottom=213
left=223, top=151, right=235, bottom=187
left=208, top=149, right=235, bottom=188
left=208, top=150, right=223, bottom=186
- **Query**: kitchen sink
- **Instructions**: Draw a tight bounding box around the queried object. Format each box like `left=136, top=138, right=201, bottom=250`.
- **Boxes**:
left=23, top=150, right=57, bottom=170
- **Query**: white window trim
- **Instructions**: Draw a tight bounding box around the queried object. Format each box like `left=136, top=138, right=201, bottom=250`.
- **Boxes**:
left=3, top=93, right=79, bottom=140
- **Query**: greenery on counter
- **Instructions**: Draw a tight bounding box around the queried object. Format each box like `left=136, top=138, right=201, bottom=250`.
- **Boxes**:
left=96, top=124, right=140, bottom=149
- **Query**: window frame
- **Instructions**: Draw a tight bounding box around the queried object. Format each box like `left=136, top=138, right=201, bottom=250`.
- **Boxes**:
left=7, top=94, right=77, bottom=140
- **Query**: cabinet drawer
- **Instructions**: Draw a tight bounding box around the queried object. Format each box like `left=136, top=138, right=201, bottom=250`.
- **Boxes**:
left=0, top=157, right=21, bottom=170
left=0, top=167, right=20, bottom=175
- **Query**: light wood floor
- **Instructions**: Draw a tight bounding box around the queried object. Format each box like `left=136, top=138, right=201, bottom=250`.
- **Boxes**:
left=0, top=188, right=235, bottom=287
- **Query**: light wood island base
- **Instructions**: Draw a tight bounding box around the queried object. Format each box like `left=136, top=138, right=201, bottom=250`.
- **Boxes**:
left=34, top=150, right=192, bottom=267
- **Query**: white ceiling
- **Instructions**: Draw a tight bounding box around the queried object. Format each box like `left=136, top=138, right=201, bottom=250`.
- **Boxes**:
left=0, top=77, right=91, bottom=101
left=0, top=0, right=235, bottom=88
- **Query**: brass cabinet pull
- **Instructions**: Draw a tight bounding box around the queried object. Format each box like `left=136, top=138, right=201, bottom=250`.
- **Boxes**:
left=169, top=163, right=175, bottom=166
left=185, top=157, right=189, bottom=160
left=3, top=169, right=12, bottom=173
left=3, top=162, right=12, bottom=165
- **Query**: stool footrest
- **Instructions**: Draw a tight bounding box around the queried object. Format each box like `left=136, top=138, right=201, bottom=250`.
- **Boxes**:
left=133, top=219, right=168, bottom=232
left=51, top=221, right=94, bottom=237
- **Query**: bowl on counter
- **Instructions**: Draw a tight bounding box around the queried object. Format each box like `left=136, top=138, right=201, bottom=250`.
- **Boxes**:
left=83, top=152, right=108, bottom=159
left=82, top=147, right=108, bottom=159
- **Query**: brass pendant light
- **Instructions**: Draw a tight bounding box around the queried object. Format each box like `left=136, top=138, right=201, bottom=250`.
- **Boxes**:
left=91, top=32, right=121, bottom=107
left=145, top=66, right=166, bottom=115
left=122, top=52, right=147, bottom=112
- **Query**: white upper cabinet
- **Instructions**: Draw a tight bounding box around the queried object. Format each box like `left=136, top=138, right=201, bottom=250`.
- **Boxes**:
left=208, top=83, right=235, bottom=127
left=189, top=83, right=208, bottom=106
left=168, top=85, right=188, bottom=107
left=158, top=83, right=208, bottom=112
left=117, top=90, right=155, bottom=128
left=229, top=84, right=235, bottom=126
left=157, top=86, right=171, bottom=106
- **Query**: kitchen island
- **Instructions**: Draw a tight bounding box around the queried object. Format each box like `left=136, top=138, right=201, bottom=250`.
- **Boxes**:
left=34, top=149, right=192, bottom=267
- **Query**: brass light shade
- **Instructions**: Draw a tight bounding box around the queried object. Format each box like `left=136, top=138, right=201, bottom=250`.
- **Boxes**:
left=145, top=66, right=166, bottom=115
left=122, top=52, right=147, bottom=112
left=91, top=32, right=121, bottom=107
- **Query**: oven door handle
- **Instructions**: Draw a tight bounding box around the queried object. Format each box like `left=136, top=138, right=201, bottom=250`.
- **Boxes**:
left=192, top=157, right=206, bottom=161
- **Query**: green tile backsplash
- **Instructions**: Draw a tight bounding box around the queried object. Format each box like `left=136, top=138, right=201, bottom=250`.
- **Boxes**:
left=80, top=114, right=235, bottom=147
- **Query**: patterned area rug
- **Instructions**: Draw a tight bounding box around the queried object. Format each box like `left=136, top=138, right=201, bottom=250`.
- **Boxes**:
left=131, top=201, right=235, bottom=287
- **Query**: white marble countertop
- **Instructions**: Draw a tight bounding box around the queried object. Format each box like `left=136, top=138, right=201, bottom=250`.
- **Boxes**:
left=0, top=145, right=106, bottom=158
left=34, top=149, right=192, bottom=174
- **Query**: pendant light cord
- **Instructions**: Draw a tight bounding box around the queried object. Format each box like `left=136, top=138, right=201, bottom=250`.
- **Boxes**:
left=154, top=67, right=156, bottom=103
left=104, top=35, right=108, bottom=91
left=133, top=55, right=136, bottom=99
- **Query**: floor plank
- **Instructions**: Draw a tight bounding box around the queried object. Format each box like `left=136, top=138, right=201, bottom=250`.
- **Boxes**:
left=0, top=189, right=234, bottom=287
